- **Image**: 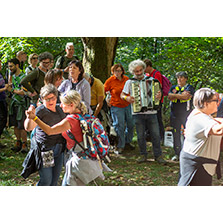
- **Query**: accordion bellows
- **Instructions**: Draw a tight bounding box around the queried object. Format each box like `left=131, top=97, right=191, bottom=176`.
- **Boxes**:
left=131, top=77, right=161, bottom=113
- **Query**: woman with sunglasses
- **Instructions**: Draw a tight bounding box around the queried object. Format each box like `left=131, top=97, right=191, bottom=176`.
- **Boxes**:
left=25, top=53, right=39, bottom=75
left=178, top=88, right=223, bottom=186
left=24, top=84, right=66, bottom=186
left=21, top=52, right=54, bottom=106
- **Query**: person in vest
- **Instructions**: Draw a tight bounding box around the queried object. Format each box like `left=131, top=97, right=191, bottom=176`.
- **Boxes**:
left=55, top=42, right=79, bottom=79
left=20, top=52, right=54, bottom=106
left=25, top=53, right=39, bottom=75
left=7, top=58, right=29, bottom=153
left=121, top=59, right=166, bottom=164
left=144, top=58, right=165, bottom=144
left=168, top=71, right=195, bottom=161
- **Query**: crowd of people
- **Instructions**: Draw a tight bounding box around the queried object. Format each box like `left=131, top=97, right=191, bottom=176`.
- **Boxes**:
left=1, top=41, right=223, bottom=186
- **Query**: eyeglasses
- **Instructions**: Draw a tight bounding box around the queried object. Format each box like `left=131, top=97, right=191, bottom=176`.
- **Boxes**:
left=114, top=70, right=123, bottom=73
left=42, top=61, right=50, bottom=65
left=32, top=57, right=38, bottom=60
left=208, top=99, right=218, bottom=103
left=43, top=96, right=57, bottom=102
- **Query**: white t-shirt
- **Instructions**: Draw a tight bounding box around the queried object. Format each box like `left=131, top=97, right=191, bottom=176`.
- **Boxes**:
left=183, top=109, right=222, bottom=175
left=122, top=79, right=157, bottom=115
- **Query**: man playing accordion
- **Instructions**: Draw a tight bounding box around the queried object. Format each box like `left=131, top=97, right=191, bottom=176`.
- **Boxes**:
left=120, top=59, right=166, bottom=164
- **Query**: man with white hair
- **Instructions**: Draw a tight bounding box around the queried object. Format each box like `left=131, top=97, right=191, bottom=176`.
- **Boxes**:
left=120, top=59, right=166, bottom=164
left=55, top=42, right=79, bottom=79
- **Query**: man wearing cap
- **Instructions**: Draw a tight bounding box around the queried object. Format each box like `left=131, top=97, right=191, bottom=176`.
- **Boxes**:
left=55, top=42, right=79, bottom=79
left=168, top=71, right=195, bottom=161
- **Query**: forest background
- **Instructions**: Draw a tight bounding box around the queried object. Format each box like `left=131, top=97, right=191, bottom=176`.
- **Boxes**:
left=1, top=37, right=223, bottom=127
left=1, top=0, right=223, bottom=222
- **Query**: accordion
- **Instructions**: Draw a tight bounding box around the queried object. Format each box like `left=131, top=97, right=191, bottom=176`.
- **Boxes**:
left=131, top=77, right=161, bottom=113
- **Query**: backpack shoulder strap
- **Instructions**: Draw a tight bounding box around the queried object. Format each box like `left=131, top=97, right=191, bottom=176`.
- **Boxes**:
left=152, top=70, right=157, bottom=78
left=66, top=129, right=86, bottom=152
left=60, top=55, right=65, bottom=69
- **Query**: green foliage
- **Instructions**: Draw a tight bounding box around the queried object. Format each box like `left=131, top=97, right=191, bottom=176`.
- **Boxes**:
left=0, top=37, right=83, bottom=71
left=115, top=37, right=223, bottom=126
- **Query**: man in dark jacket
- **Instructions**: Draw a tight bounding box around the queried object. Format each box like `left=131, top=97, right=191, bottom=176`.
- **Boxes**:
left=20, top=52, right=53, bottom=106
left=55, top=42, right=79, bottom=79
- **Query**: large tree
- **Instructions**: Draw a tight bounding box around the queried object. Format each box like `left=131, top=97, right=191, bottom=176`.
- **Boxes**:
left=81, top=37, right=118, bottom=83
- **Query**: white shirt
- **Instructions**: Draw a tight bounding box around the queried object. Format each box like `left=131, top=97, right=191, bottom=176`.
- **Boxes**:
left=122, top=79, right=157, bottom=115
left=183, top=109, right=221, bottom=175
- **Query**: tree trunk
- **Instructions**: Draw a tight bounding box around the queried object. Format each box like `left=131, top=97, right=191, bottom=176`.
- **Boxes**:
left=81, top=37, right=118, bottom=83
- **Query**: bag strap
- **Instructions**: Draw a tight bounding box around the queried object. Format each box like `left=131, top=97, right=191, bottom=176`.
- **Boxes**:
left=90, top=76, right=94, bottom=87
left=60, top=55, right=65, bottom=69
left=152, top=70, right=157, bottom=78
left=66, top=130, right=87, bottom=152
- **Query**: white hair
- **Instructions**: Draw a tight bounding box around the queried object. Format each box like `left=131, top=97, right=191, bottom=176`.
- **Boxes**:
left=66, top=42, right=74, bottom=49
left=128, top=59, right=146, bottom=75
left=83, top=72, right=91, bottom=81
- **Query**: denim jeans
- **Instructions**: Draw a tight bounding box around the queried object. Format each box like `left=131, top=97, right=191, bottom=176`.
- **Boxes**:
left=110, top=105, right=134, bottom=149
left=37, top=144, right=64, bottom=186
left=134, top=113, right=162, bottom=159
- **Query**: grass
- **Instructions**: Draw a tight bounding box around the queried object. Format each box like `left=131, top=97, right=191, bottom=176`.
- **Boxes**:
left=1, top=127, right=223, bottom=186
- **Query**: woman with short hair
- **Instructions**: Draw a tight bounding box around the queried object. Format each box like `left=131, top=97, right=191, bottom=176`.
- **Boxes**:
left=24, top=84, right=66, bottom=186
left=25, top=89, right=107, bottom=186
left=25, top=53, right=39, bottom=75
left=104, top=63, right=134, bottom=154
left=178, top=88, right=223, bottom=186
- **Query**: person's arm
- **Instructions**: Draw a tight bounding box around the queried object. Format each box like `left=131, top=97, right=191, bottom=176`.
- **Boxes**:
left=26, top=105, right=71, bottom=135
left=208, top=118, right=223, bottom=135
left=168, top=91, right=192, bottom=101
left=94, top=96, right=104, bottom=117
left=0, top=84, right=8, bottom=93
left=81, top=81, right=91, bottom=111
left=209, top=123, right=223, bottom=135
left=120, top=91, right=135, bottom=104
left=24, top=105, right=37, bottom=131
left=34, top=118, right=71, bottom=135
left=20, top=70, right=38, bottom=93
left=120, top=80, right=135, bottom=104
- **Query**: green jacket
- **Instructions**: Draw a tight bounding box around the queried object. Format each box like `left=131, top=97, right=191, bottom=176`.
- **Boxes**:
left=20, top=68, right=45, bottom=103
left=10, top=72, right=28, bottom=120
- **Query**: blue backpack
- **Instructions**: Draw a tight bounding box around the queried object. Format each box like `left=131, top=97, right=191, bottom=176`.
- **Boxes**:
left=66, top=113, right=111, bottom=162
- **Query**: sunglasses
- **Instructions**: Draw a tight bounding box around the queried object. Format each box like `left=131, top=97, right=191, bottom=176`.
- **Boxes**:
left=32, top=57, right=38, bottom=60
